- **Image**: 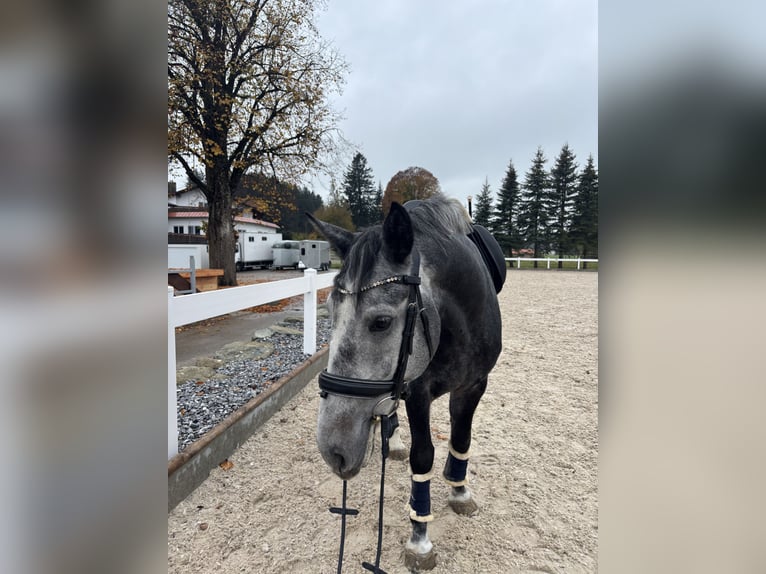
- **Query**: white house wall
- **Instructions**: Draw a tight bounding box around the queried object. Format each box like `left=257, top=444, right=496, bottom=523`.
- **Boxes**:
left=169, top=217, right=275, bottom=235
left=168, top=216, right=206, bottom=234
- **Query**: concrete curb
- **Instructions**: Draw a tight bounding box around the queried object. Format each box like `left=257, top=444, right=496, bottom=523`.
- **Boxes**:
left=168, top=346, right=328, bottom=511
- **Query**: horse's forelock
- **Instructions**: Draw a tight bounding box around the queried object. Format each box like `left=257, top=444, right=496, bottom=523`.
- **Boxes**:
left=335, top=227, right=383, bottom=295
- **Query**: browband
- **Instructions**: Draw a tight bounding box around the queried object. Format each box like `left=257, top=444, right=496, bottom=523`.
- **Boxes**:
left=337, top=274, right=420, bottom=295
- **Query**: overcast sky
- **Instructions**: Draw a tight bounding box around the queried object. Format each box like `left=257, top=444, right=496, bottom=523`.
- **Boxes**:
left=314, top=0, right=598, bottom=209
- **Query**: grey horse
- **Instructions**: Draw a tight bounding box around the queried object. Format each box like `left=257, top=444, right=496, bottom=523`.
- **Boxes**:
left=308, top=194, right=502, bottom=570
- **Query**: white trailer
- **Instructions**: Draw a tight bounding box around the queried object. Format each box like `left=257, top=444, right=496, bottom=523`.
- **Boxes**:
left=299, top=240, right=331, bottom=271
left=271, top=240, right=301, bottom=269
left=235, top=232, right=282, bottom=270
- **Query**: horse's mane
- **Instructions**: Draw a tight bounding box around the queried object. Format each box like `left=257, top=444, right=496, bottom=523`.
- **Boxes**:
left=407, top=194, right=473, bottom=239
left=336, top=194, right=472, bottom=294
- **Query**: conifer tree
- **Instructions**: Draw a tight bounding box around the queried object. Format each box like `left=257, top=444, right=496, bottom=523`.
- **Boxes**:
left=518, top=147, right=551, bottom=268
left=491, top=159, right=521, bottom=264
left=548, top=143, right=579, bottom=267
left=473, top=177, right=494, bottom=227
left=570, top=154, right=599, bottom=267
left=369, top=182, right=384, bottom=225
left=341, top=152, right=377, bottom=228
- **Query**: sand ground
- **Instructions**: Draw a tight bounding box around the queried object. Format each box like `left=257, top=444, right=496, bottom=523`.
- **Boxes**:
left=168, top=270, right=598, bottom=573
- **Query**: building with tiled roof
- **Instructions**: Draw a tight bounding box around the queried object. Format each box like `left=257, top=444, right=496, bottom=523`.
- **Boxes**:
left=168, top=183, right=279, bottom=236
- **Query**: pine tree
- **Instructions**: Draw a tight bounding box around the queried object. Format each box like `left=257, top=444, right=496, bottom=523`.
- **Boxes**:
left=473, top=177, right=494, bottom=227
left=369, top=182, right=384, bottom=225
left=279, top=187, right=324, bottom=236
left=341, top=152, right=377, bottom=228
left=518, top=147, right=551, bottom=268
left=491, top=159, right=521, bottom=264
left=547, top=143, right=579, bottom=267
left=570, top=154, right=598, bottom=267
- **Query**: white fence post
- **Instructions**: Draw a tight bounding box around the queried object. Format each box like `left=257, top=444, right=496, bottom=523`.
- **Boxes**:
left=168, top=286, right=178, bottom=460
left=577, top=258, right=581, bottom=270
left=547, top=258, right=551, bottom=269
left=517, top=257, right=521, bottom=269
left=303, top=268, right=317, bottom=355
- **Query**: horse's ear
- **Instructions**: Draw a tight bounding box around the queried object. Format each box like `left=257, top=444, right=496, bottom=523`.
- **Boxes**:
left=382, top=202, right=413, bottom=263
left=306, top=212, right=355, bottom=259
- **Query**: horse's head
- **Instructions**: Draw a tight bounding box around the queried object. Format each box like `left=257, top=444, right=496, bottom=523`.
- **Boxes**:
left=307, top=203, right=440, bottom=479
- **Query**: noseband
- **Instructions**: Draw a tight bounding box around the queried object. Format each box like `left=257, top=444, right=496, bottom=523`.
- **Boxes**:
left=318, top=249, right=434, bottom=415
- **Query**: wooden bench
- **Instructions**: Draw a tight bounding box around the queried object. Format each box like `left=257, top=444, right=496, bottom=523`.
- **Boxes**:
left=168, top=268, right=224, bottom=292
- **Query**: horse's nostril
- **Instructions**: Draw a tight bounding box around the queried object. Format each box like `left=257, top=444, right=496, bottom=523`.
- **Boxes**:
left=332, top=451, right=346, bottom=473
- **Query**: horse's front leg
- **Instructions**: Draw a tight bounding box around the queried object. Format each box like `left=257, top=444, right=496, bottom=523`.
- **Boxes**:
left=403, top=396, right=437, bottom=571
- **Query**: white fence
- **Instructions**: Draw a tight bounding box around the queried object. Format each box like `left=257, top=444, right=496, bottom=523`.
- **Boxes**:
left=167, top=268, right=338, bottom=459
left=505, top=257, right=598, bottom=269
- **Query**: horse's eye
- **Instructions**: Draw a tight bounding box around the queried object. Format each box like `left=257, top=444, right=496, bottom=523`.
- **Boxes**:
left=369, top=316, right=392, bottom=332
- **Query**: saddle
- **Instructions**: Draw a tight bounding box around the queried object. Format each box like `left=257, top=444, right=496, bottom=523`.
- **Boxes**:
left=467, top=224, right=507, bottom=293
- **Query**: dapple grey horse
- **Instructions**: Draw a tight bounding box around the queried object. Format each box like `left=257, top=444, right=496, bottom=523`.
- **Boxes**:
left=309, top=195, right=502, bottom=570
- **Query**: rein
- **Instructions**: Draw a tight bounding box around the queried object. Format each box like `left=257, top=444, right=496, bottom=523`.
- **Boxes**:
left=320, top=249, right=433, bottom=573
left=331, top=408, right=398, bottom=573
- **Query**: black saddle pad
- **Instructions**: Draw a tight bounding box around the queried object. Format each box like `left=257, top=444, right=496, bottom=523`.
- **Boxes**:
left=467, top=225, right=507, bottom=293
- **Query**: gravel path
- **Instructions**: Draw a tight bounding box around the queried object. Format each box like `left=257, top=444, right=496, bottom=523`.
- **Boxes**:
left=177, top=318, right=331, bottom=451
left=168, top=271, right=598, bottom=573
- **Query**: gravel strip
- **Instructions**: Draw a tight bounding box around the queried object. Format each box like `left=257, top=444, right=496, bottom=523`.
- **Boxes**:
left=176, top=318, right=331, bottom=451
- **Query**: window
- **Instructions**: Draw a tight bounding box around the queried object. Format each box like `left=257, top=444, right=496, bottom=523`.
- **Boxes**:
left=194, top=226, right=202, bottom=235
left=173, top=225, right=184, bottom=234
left=261, top=236, right=268, bottom=241
left=248, top=236, right=255, bottom=243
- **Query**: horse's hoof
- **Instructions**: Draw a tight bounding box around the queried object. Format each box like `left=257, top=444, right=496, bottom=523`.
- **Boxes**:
left=448, top=495, right=479, bottom=516
left=403, top=548, right=437, bottom=571
left=388, top=446, right=409, bottom=461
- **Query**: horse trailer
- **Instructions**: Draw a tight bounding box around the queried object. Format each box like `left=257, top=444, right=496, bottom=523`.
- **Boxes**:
left=298, top=240, right=331, bottom=271
left=235, top=231, right=282, bottom=270
left=271, top=240, right=301, bottom=269
left=271, top=239, right=331, bottom=270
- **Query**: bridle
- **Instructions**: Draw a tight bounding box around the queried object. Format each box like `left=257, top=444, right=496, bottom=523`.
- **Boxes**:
left=318, top=248, right=434, bottom=416
left=318, top=249, right=435, bottom=574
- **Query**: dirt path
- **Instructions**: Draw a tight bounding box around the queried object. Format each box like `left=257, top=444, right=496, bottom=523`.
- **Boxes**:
left=168, top=271, right=598, bottom=573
